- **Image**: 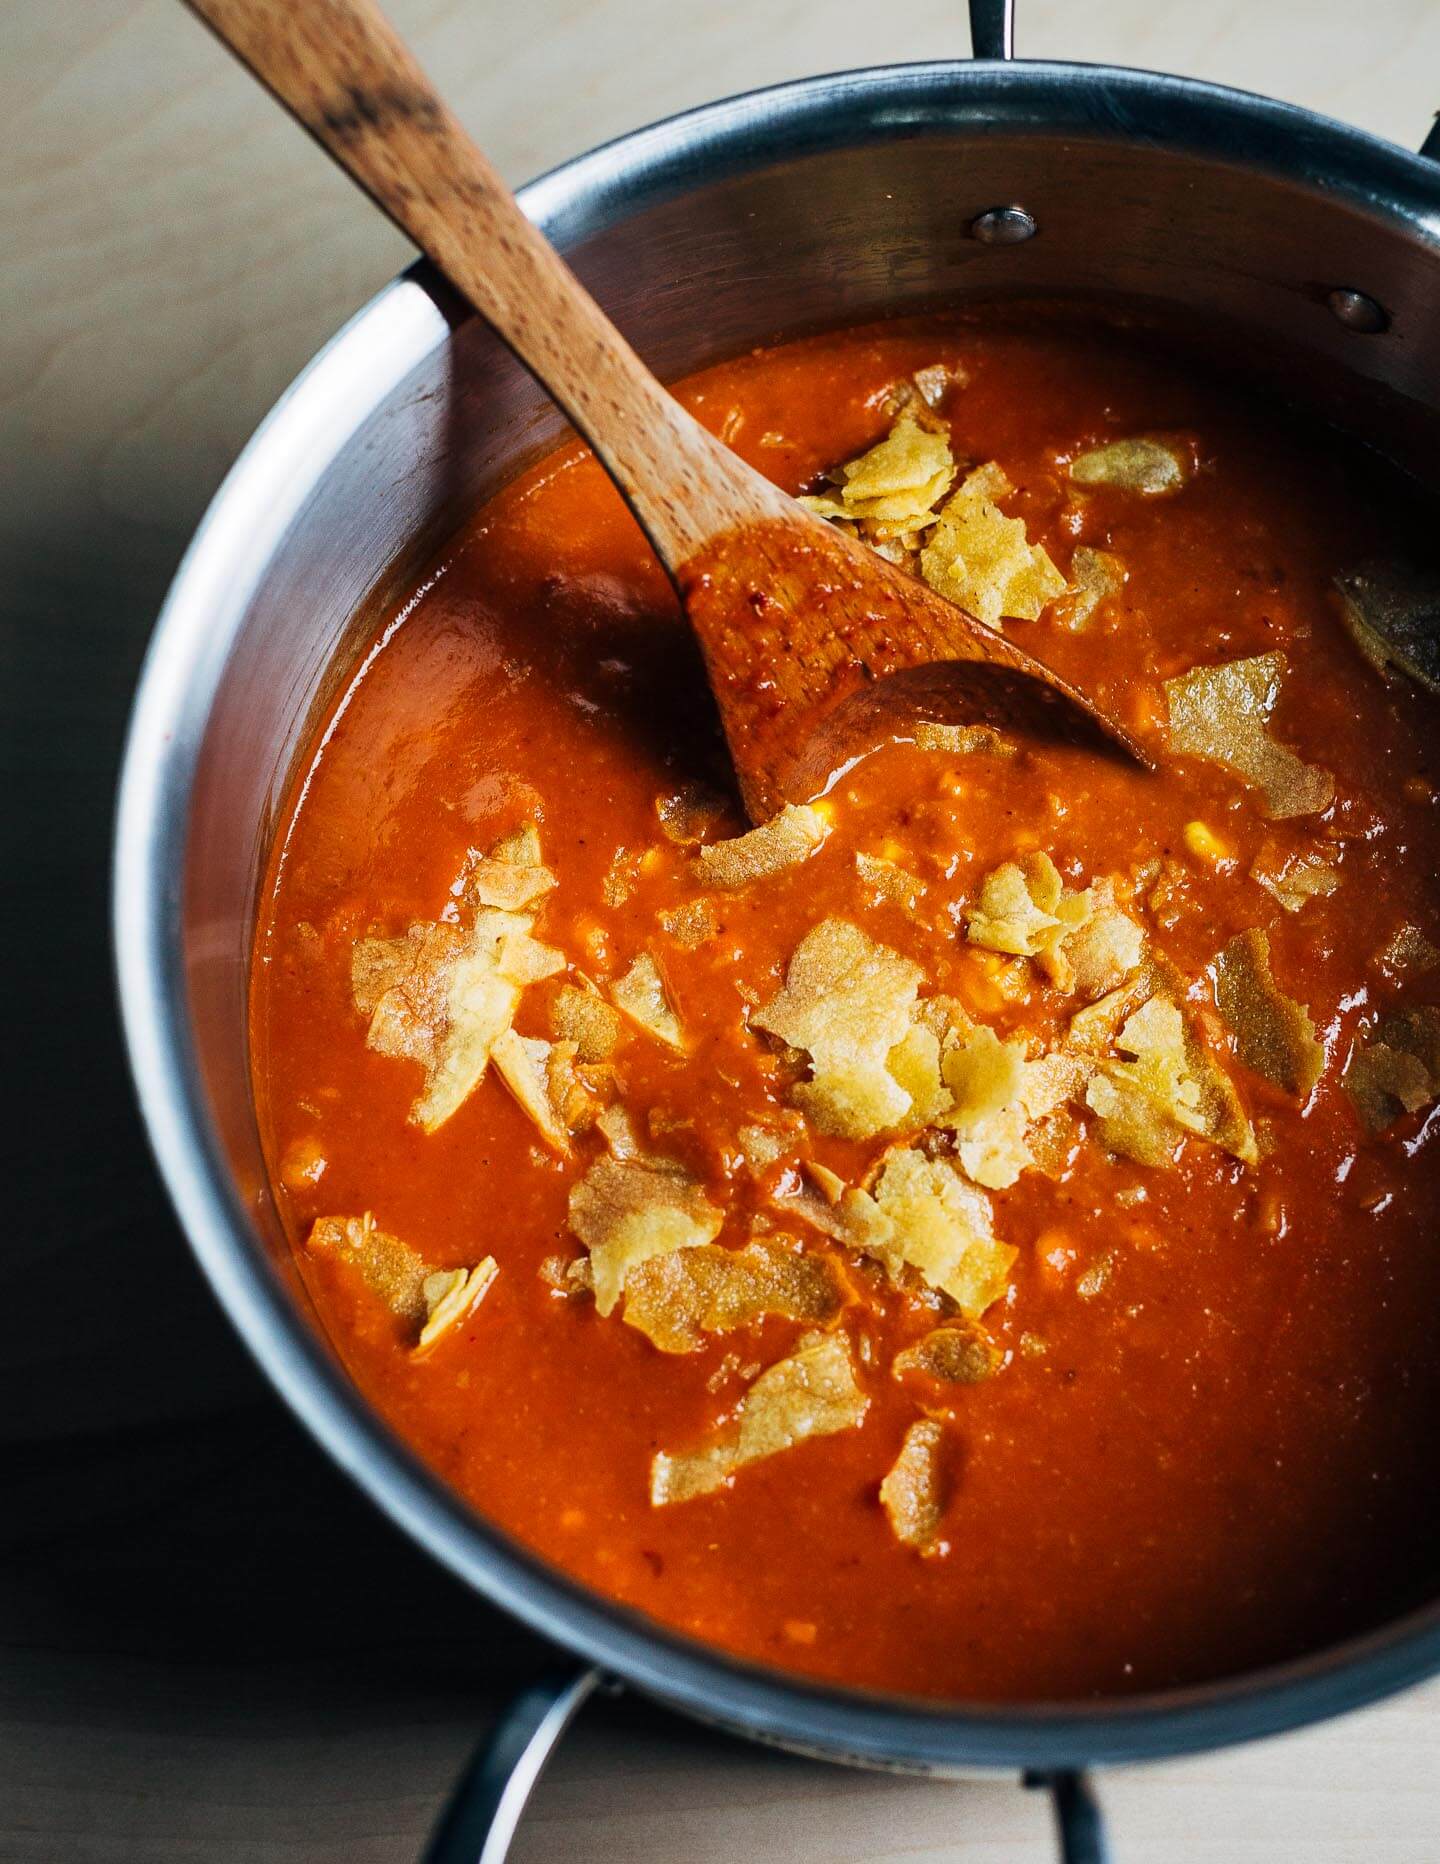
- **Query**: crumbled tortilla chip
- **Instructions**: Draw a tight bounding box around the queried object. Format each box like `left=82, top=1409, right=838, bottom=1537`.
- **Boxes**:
left=650, top=1330, right=867, bottom=1505
left=855, top=851, right=925, bottom=907
left=1070, top=436, right=1189, bottom=494
left=1085, top=978, right=1256, bottom=1167
left=913, top=363, right=958, bottom=408
left=967, top=851, right=1090, bottom=964
left=492, top=823, right=543, bottom=866
left=1211, top=928, right=1324, bottom=1098
left=886, top=1023, right=951, bottom=1128
left=353, top=909, right=563, bottom=1132
left=601, top=846, right=641, bottom=908
left=539, top=1252, right=591, bottom=1298
left=736, top=1123, right=793, bottom=1171
left=659, top=898, right=720, bottom=948
left=1335, top=561, right=1440, bottom=692
left=307, top=1212, right=430, bottom=1322
left=1380, top=924, right=1440, bottom=979
left=568, top=1153, right=723, bottom=1316
left=415, top=1257, right=498, bottom=1355
left=893, top=1320, right=1002, bottom=1385
left=912, top=721, right=1017, bottom=757
left=879, top=1418, right=949, bottom=1553
left=1068, top=964, right=1161, bottom=1055
left=1061, top=546, right=1127, bottom=628
left=550, top=981, right=621, bottom=1061
left=693, top=803, right=829, bottom=891
left=655, top=782, right=729, bottom=844
left=1251, top=848, right=1341, bottom=914
left=1084, top=1029, right=1193, bottom=1168
left=491, top=1028, right=571, bottom=1151
left=772, top=1174, right=895, bottom=1269
left=622, top=1239, right=849, bottom=1354
left=457, top=822, right=556, bottom=911
left=799, top=412, right=956, bottom=535
left=753, top=919, right=925, bottom=1139
left=1059, top=881, right=1144, bottom=1000
left=610, top=951, right=685, bottom=1050
left=1165, top=653, right=1334, bottom=819
left=1344, top=1006, right=1440, bottom=1133
left=914, top=993, right=975, bottom=1051
left=938, top=1026, right=1034, bottom=1189
left=594, top=1101, right=641, bottom=1160
left=919, top=462, right=1066, bottom=628
left=872, top=1148, right=1015, bottom=1316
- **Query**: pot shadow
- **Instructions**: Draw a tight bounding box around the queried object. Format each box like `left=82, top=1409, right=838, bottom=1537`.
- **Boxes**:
left=0, top=500, right=555, bottom=1836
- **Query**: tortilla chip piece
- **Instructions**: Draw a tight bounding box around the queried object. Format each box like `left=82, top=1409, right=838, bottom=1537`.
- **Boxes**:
left=353, top=910, right=563, bottom=1133
left=1085, top=996, right=1208, bottom=1167
left=491, top=1028, right=571, bottom=1151
left=1165, top=653, right=1334, bottom=819
left=940, top=1026, right=1033, bottom=1189
left=655, top=782, right=729, bottom=844
left=886, top=1022, right=951, bottom=1128
left=753, top=919, right=925, bottom=1139
left=568, top=1153, right=723, bottom=1316
left=550, top=981, right=621, bottom=1061
left=307, top=1213, right=432, bottom=1322
left=1251, top=849, right=1341, bottom=914
left=1058, top=881, right=1144, bottom=1000
left=1211, top=928, right=1324, bottom=1098
left=1062, top=546, right=1127, bottom=628
left=919, top=462, right=1066, bottom=628
left=1344, top=1006, right=1440, bottom=1133
left=855, top=851, right=925, bottom=908
left=610, top=951, right=685, bottom=1050
left=415, top=1257, right=498, bottom=1355
left=872, top=1148, right=1015, bottom=1317
left=893, top=1320, right=1002, bottom=1385
left=1085, top=977, right=1257, bottom=1167
left=660, top=899, right=720, bottom=948
left=458, top=822, right=556, bottom=911
left=1069, top=437, right=1189, bottom=495
left=594, top=1101, right=642, bottom=1160
left=622, top=1239, right=849, bottom=1354
left=1335, top=561, right=1440, bottom=692
left=799, top=413, right=956, bottom=532
left=693, top=802, right=829, bottom=892
left=880, top=1418, right=950, bottom=1554
left=967, top=851, right=1090, bottom=963
left=772, top=1171, right=899, bottom=1271
left=736, top=1123, right=793, bottom=1171
left=650, top=1330, right=868, bottom=1505
left=912, top=721, right=1017, bottom=757
left=1380, top=924, right=1440, bottom=979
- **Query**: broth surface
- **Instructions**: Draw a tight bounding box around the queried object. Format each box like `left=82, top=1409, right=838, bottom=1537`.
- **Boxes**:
left=252, top=315, right=1440, bottom=1700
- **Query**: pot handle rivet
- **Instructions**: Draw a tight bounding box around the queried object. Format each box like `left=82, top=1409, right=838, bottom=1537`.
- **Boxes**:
left=971, top=205, right=1037, bottom=245
left=1326, top=287, right=1390, bottom=333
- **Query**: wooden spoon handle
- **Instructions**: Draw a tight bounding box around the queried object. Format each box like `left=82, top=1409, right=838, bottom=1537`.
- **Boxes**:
left=184, top=0, right=785, bottom=563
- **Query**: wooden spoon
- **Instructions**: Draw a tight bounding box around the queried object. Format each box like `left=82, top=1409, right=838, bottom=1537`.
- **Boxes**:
left=185, top=0, right=1149, bottom=822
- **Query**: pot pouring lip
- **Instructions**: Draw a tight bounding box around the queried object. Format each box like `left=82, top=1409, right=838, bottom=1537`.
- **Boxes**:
left=114, top=56, right=1440, bottom=1772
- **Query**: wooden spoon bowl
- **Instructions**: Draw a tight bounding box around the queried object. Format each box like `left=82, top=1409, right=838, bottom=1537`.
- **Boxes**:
left=185, top=0, right=1149, bottom=820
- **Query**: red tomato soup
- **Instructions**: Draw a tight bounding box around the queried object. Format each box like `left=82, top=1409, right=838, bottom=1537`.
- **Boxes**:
left=251, top=313, right=1440, bottom=1701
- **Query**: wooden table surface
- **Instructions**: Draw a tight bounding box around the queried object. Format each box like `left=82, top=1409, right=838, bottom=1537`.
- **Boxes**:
left=4, top=2, right=1439, bottom=1857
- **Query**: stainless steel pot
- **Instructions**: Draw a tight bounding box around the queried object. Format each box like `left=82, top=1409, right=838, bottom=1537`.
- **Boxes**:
left=114, top=3, right=1440, bottom=1857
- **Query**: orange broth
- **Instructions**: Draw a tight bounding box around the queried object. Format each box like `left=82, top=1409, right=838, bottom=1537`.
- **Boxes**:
left=251, top=314, right=1440, bottom=1701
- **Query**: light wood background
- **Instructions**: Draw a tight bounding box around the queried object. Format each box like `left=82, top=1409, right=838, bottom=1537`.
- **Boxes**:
left=4, top=3, right=1439, bottom=1859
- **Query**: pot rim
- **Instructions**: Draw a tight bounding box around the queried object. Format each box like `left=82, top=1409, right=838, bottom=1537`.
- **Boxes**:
left=114, top=55, right=1440, bottom=1772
